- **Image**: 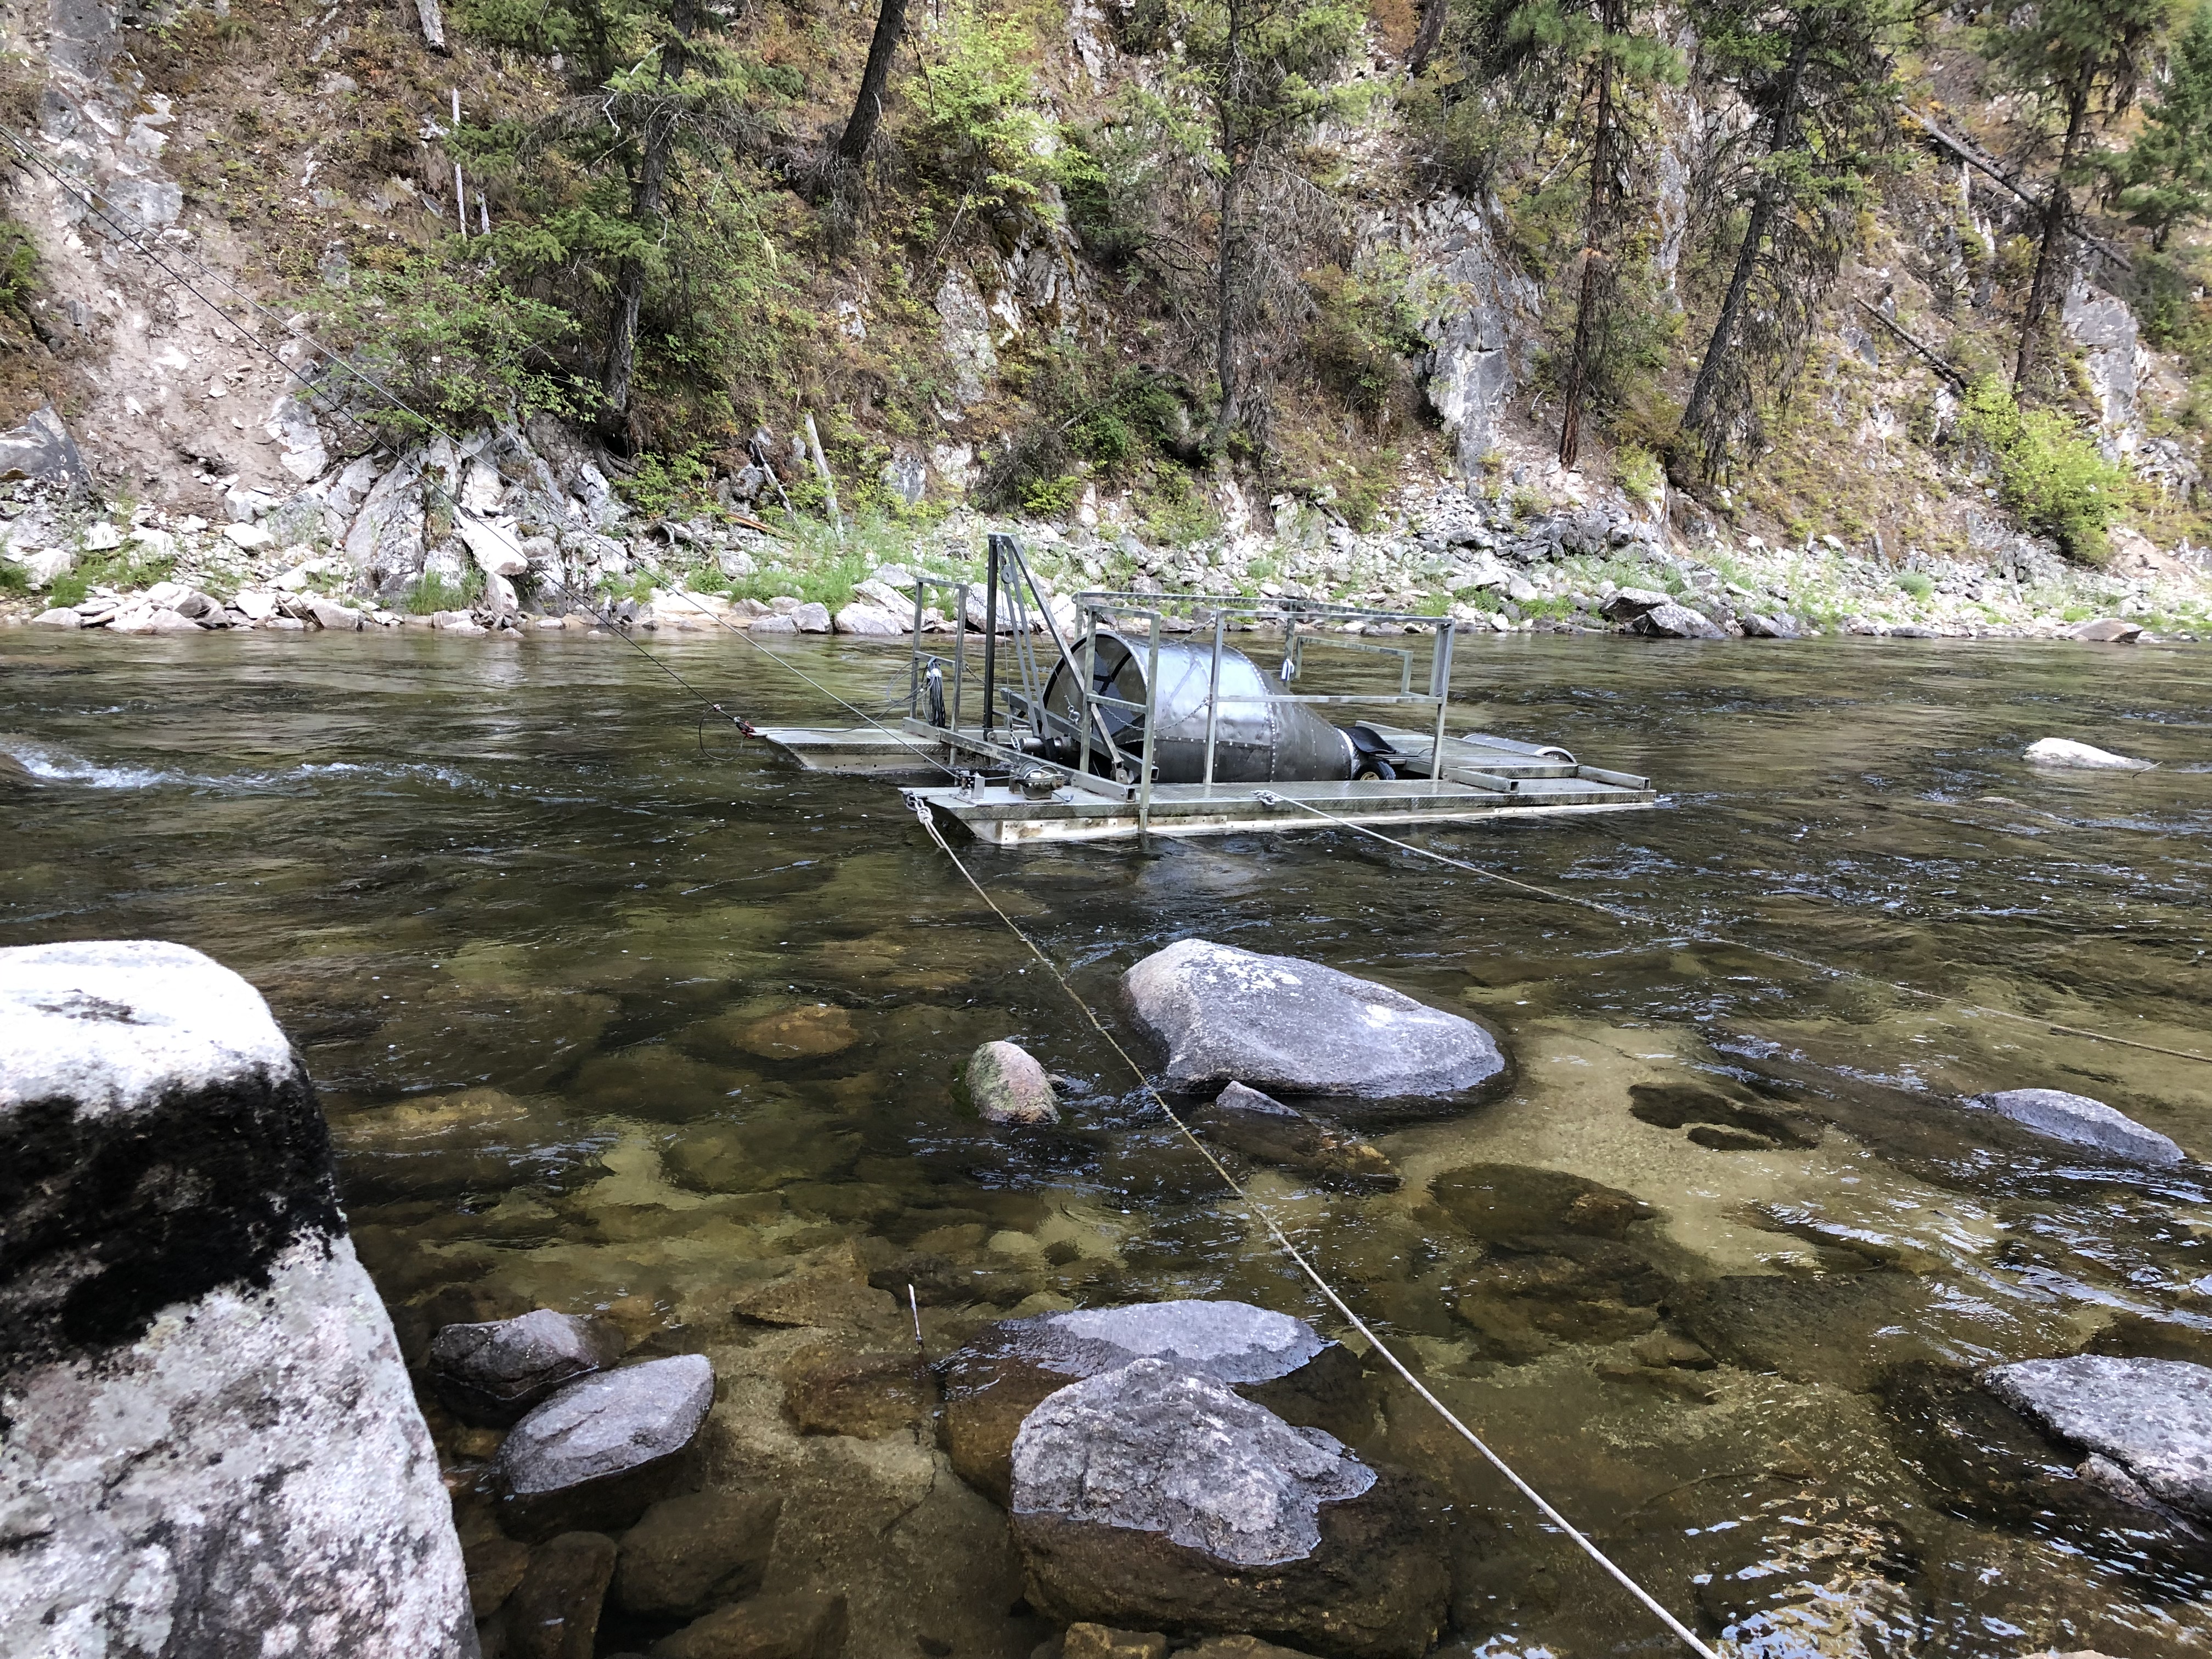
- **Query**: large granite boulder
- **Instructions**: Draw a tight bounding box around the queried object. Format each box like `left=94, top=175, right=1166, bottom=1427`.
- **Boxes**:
left=1964, top=1088, right=2182, bottom=1165
left=1984, top=1356, right=2212, bottom=1519
left=498, top=1354, right=716, bottom=1540
left=941, top=1300, right=1369, bottom=1503
left=1122, top=939, right=1504, bottom=1099
left=431, top=1307, right=627, bottom=1425
left=1011, top=1358, right=1446, bottom=1658
left=0, top=940, right=475, bottom=1656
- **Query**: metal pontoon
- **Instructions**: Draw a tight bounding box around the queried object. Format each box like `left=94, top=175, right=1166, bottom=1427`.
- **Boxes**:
left=751, top=533, right=1660, bottom=844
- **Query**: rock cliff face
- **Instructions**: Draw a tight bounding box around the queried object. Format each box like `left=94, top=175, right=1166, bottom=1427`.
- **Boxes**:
left=0, top=939, right=476, bottom=1658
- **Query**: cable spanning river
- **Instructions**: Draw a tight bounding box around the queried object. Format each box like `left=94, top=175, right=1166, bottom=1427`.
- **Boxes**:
left=5, top=628, right=2210, bottom=1657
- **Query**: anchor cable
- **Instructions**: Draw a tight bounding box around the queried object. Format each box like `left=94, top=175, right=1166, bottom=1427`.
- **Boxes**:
left=1251, top=790, right=2212, bottom=1070
left=904, top=793, right=1724, bottom=1659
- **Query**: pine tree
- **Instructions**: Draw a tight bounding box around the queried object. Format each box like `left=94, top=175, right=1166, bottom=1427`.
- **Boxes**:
left=1679, top=0, right=1899, bottom=475
left=1983, top=0, right=2179, bottom=388
left=1505, top=0, right=1683, bottom=467
left=2113, top=1, right=2212, bottom=250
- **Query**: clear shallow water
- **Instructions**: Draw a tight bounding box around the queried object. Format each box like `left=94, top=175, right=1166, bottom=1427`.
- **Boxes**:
left=5, top=628, right=2212, bottom=1658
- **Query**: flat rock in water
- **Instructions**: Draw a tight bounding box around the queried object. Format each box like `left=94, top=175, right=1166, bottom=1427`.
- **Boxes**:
left=1984, top=1356, right=2212, bottom=1520
left=968, top=1038, right=1059, bottom=1125
left=1628, top=601, right=1725, bottom=639
left=615, top=1488, right=783, bottom=1620
left=1122, top=938, right=1504, bottom=1099
left=1427, top=1162, right=1654, bottom=1242
left=1966, top=1087, right=2182, bottom=1165
left=2070, top=618, right=2144, bottom=643
left=0, top=939, right=473, bottom=1655
left=940, top=1300, right=1368, bottom=1503
left=432, top=1307, right=626, bottom=1425
left=499, top=1354, right=716, bottom=1540
left=1599, top=588, right=1669, bottom=621
left=1011, top=1358, right=1445, bottom=1658
left=1194, top=1082, right=1398, bottom=1187
left=783, top=1346, right=938, bottom=1438
left=2025, top=737, right=2155, bottom=770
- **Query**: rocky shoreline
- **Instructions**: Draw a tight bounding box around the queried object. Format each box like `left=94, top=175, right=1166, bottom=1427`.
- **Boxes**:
left=3, top=411, right=2208, bottom=646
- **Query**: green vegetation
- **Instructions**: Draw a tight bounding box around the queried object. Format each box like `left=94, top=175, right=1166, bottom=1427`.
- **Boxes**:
left=404, top=570, right=481, bottom=614
left=1956, top=377, right=2134, bottom=563
left=1897, top=571, right=1934, bottom=601
left=2112, top=1, right=2212, bottom=247
left=47, top=546, right=177, bottom=609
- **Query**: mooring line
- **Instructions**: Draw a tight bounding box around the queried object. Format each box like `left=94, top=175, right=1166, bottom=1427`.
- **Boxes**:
left=1251, top=791, right=2212, bottom=1071
left=903, top=793, right=1725, bottom=1659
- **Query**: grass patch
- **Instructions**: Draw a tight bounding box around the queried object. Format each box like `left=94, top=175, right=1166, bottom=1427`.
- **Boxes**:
left=1897, top=571, right=1934, bottom=601
left=48, top=548, right=177, bottom=608
left=405, top=570, right=480, bottom=613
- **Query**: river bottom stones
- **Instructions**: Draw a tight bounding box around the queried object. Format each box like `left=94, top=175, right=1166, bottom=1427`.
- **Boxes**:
left=498, top=1353, right=716, bottom=1540
left=614, top=1490, right=784, bottom=1621
left=1012, top=1359, right=1446, bottom=1659
left=1122, top=938, right=1506, bottom=1099
left=0, top=940, right=475, bottom=1657
left=1964, top=1088, right=2184, bottom=1165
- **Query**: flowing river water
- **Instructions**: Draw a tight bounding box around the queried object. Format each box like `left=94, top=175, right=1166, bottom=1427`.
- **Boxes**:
left=5, top=627, right=2211, bottom=1659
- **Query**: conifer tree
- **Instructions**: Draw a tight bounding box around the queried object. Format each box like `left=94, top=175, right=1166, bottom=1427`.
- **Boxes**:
left=1506, top=0, right=1681, bottom=467
left=1984, top=0, right=2179, bottom=387
left=1679, top=0, right=1898, bottom=474
left=2113, top=1, right=2212, bottom=250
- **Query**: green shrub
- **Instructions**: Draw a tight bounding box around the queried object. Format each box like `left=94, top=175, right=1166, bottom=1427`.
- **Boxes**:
left=405, top=570, right=480, bottom=613
left=47, top=547, right=177, bottom=608
left=1897, top=571, right=1934, bottom=601
left=0, top=557, right=26, bottom=595
left=1303, top=256, right=1425, bottom=414
left=1955, top=377, right=2132, bottom=565
left=1615, top=446, right=1664, bottom=511
left=0, top=218, right=37, bottom=323
left=327, top=263, right=582, bottom=442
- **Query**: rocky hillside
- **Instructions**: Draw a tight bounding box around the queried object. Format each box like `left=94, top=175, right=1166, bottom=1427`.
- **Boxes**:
left=2, top=0, right=2211, bottom=637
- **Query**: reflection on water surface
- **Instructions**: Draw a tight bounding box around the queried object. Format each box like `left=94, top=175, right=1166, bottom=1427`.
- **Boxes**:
left=5, top=630, right=2210, bottom=1657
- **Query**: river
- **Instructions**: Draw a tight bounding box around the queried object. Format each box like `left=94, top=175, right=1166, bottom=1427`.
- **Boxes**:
left=4, top=627, right=2210, bottom=1657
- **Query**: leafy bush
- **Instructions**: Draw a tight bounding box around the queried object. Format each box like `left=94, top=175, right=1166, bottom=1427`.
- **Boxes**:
left=0, top=556, right=26, bottom=595
left=902, top=1, right=1091, bottom=212
left=405, top=570, right=480, bottom=614
left=1303, top=256, right=1425, bottom=414
left=47, top=547, right=177, bottom=608
left=1615, top=446, right=1664, bottom=510
left=1955, top=377, right=2133, bottom=565
left=1896, top=571, right=1934, bottom=601
left=0, top=218, right=37, bottom=323
left=326, top=263, right=581, bottom=441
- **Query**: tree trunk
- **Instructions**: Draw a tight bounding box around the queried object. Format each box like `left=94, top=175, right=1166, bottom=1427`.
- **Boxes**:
left=601, top=0, right=696, bottom=438
left=1211, top=0, right=1247, bottom=448
left=1408, top=0, right=1447, bottom=76
left=1555, top=0, right=1623, bottom=471
left=837, top=0, right=909, bottom=165
left=1681, top=19, right=1815, bottom=450
left=2015, top=82, right=2091, bottom=390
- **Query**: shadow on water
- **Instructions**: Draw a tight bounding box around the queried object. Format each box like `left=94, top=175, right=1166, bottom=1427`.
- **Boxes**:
left=5, top=628, right=2212, bottom=1657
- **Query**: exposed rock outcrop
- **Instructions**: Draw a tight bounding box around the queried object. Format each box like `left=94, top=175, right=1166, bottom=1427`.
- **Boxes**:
left=1122, top=939, right=1505, bottom=1099
left=0, top=939, right=475, bottom=1657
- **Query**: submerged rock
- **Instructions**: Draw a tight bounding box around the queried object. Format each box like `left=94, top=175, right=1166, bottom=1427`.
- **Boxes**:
left=507, top=1531, right=618, bottom=1659
left=1627, top=1082, right=1822, bottom=1150
left=431, top=1307, right=627, bottom=1426
left=1122, top=938, right=1504, bottom=1099
left=1965, top=1087, right=2182, bottom=1165
left=728, top=1002, right=860, bottom=1060
left=649, top=1590, right=849, bottom=1659
left=968, top=1039, right=1060, bottom=1125
left=1984, top=1356, right=2212, bottom=1520
left=2069, top=617, right=2144, bottom=643
left=1194, top=1082, right=1399, bottom=1187
left=498, top=1354, right=715, bottom=1540
left=1427, top=1162, right=1655, bottom=1242
left=615, top=1489, right=783, bottom=1621
left=2024, top=737, right=2155, bottom=770
left=940, top=1300, right=1368, bottom=1503
left=1012, top=1358, right=1446, bottom=1658
left=783, top=1346, right=938, bottom=1438
left=0, top=940, right=473, bottom=1656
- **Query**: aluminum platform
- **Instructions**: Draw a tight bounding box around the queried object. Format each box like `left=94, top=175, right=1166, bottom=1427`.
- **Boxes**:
left=752, top=720, right=1659, bottom=845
